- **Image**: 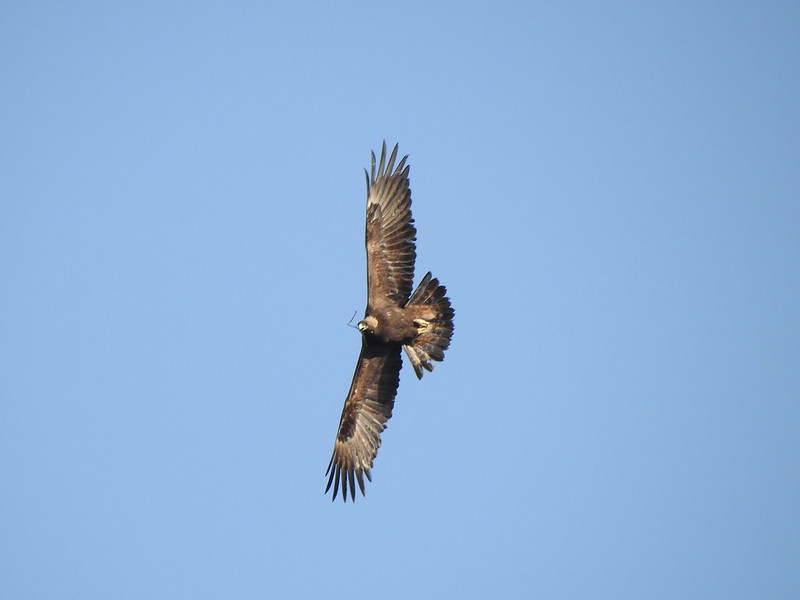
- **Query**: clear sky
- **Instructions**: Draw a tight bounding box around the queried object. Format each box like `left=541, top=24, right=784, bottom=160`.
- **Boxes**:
left=2, top=2, right=798, bottom=599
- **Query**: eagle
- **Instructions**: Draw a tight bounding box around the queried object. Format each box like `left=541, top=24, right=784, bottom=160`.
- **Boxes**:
left=325, top=142, right=455, bottom=502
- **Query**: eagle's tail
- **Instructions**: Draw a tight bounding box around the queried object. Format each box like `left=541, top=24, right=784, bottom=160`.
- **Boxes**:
left=403, top=272, right=455, bottom=379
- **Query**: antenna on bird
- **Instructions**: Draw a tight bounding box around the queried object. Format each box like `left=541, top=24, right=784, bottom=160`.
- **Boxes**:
left=346, top=310, right=359, bottom=329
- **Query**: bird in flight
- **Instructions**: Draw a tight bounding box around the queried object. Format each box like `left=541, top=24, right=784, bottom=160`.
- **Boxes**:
left=325, top=142, right=455, bottom=502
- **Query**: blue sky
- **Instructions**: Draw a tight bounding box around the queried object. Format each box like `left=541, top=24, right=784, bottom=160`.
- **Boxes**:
left=2, top=2, right=799, bottom=598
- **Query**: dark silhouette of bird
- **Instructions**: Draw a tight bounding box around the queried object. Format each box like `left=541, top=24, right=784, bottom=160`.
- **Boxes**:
left=325, top=142, right=455, bottom=502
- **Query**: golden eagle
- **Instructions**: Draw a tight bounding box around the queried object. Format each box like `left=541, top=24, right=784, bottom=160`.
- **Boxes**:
left=325, top=142, right=455, bottom=502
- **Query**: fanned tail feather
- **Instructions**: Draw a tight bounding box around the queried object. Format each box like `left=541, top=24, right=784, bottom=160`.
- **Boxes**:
left=403, top=272, right=454, bottom=379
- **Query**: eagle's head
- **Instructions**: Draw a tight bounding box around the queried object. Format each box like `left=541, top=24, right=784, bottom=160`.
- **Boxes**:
left=357, top=315, right=378, bottom=334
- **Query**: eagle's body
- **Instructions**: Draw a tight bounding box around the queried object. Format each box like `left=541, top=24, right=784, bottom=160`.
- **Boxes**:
left=360, top=304, right=433, bottom=343
left=325, top=143, right=454, bottom=502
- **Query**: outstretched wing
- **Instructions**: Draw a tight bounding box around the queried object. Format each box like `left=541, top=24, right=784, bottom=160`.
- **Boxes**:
left=365, top=142, right=417, bottom=308
left=326, top=340, right=402, bottom=501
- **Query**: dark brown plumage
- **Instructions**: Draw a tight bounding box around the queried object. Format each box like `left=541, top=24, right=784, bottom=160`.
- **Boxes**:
left=325, top=142, right=455, bottom=502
